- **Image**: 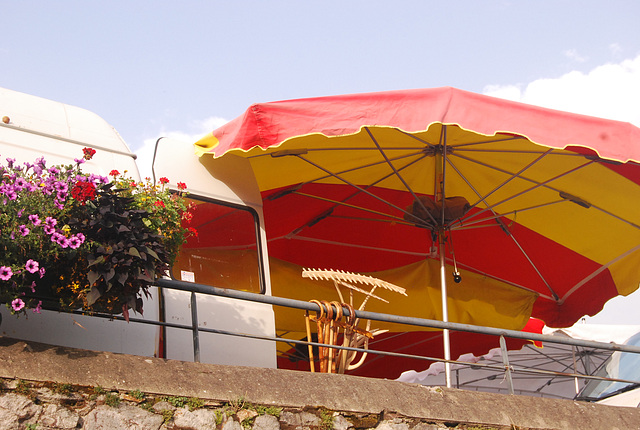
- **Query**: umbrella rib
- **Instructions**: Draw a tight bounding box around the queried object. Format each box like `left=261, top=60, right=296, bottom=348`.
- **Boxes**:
left=269, top=150, right=427, bottom=190
left=447, top=135, right=528, bottom=149
left=444, top=154, right=559, bottom=299
left=452, top=153, right=597, bottom=225
left=507, top=233, right=560, bottom=301
left=560, top=241, right=640, bottom=304
left=267, top=234, right=430, bottom=258
left=258, top=146, right=432, bottom=157
left=282, top=152, right=435, bottom=231
left=396, top=129, right=525, bottom=149
left=291, top=191, right=412, bottom=225
left=449, top=259, right=552, bottom=300
left=452, top=153, right=640, bottom=232
left=454, top=148, right=587, bottom=157
left=452, top=200, right=566, bottom=230
left=295, top=155, right=423, bottom=223
left=364, top=126, right=438, bottom=226
left=463, top=148, right=555, bottom=214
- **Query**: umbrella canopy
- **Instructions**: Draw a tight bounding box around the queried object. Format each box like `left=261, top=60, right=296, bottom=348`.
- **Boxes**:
left=195, top=87, right=640, bottom=329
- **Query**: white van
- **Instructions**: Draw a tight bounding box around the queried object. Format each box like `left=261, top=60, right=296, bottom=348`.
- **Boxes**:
left=0, top=87, right=276, bottom=368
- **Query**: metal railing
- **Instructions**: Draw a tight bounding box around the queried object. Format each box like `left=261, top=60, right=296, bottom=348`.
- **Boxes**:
left=55, top=277, right=640, bottom=399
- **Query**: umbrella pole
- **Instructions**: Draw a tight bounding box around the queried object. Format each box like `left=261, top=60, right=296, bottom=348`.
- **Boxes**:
left=438, top=229, right=452, bottom=388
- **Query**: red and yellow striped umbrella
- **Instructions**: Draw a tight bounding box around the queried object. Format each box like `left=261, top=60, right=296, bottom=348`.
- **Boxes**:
left=195, top=87, right=640, bottom=330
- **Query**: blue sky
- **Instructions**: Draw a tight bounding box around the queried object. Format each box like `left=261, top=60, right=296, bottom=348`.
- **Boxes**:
left=2, top=1, right=640, bottom=325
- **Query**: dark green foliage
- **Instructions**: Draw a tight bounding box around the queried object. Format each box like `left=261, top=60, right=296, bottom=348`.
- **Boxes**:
left=66, top=184, right=170, bottom=316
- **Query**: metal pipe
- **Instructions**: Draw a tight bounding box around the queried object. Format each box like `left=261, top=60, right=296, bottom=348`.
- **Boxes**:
left=439, top=231, right=451, bottom=388
left=499, top=335, right=515, bottom=394
left=190, top=292, right=200, bottom=363
left=155, top=278, right=640, bottom=355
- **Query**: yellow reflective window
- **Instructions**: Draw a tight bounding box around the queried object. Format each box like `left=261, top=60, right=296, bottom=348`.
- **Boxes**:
left=171, top=196, right=263, bottom=293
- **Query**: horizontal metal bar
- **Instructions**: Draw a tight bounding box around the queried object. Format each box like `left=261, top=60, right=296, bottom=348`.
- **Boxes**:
left=155, top=278, right=640, bottom=355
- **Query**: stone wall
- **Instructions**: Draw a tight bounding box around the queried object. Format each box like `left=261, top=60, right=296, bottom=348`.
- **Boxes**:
left=1, top=337, right=639, bottom=430
left=0, top=379, right=499, bottom=430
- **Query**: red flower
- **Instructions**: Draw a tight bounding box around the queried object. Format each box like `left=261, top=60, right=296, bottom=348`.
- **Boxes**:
left=82, top=147, right=96, bottom=160
left=188, top=227, right=198, bottom=237
left=177, top=182, right=187, bottom=190
left=109, top=169, right=120, bottom=177
left=71, top=181, right=97, bottom=204
left=154, top=200, right=165, bottom=208
left=159, top=177, right=169, bottom=185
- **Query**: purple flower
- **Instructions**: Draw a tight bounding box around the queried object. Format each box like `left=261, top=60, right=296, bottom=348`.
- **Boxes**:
left=68, top=235, right=82, bottom=249
left=25, top=259, right=39, bottom=274
left=6, top=158, right=15, bottom=167
left=53, top=233, right=69, bottom=248
left=45, top=217, right=57, bottom=227
left=33, top=157, right=45, bottom=175
left=14, top=177, right=27, bottom=189
left=11, top=298, right=25, bottom=312
left=54, top=181, right=68, bottom=192
left=18, top=225, right=30, bottom=236
left=39, top=267, right=46, bottom=279
left=29, top=214, right=41, bottom=226
left=43, top=225, right=55, bottom=235
left=17, top=208, right=24, bottom=218
left=32, top=301, right=42, bottom=314
left=0, top=266, right=12, bottom=281
left=74, top=158, right=86, bottom=164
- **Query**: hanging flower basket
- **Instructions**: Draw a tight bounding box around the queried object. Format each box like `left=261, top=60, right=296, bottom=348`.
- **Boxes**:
left=0, top=149, right=193, bottom=320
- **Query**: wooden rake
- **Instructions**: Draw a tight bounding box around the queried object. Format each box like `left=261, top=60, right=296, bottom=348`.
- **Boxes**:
left=302, top=268, right=407, bottom=374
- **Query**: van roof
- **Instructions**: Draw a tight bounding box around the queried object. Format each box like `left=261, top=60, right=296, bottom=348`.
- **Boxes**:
left=0, top=87, right=133, bottom=155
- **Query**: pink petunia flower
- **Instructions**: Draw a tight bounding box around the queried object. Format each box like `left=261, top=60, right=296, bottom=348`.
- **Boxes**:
left=0, top=266, right=13, bottom=281
left=25, top=259, right=39, bottom=274
left=68, top=236, right=82, bottom=249
left=28, top=214, right=41, bottom=226
left=11, top=298, right=25, bottom=312
left=32, top=301, right=42, bottom=314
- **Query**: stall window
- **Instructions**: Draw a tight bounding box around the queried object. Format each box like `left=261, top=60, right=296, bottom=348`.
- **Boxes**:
left=171, top=196, right=264, bottom=293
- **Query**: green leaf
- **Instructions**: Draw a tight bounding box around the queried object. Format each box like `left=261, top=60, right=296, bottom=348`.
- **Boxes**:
left=117, top=271, right=128, bottom=285
left=86, top=286, right=101, bottom=306
left=105, top=268, right=115, bottom=282
left=144, top=248, right=160, bottom=261
left=127, top=247, right=140, bottom=258
left=87, top=270, right=100, bottom=286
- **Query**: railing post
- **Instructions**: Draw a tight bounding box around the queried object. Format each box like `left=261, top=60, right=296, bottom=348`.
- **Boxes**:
left=499, top=335, right=514, bottom=395
left=190, top=292, right=200, bottom=362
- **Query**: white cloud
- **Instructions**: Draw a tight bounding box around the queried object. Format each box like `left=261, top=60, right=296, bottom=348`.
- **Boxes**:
left=133, top=116, right=229, bottom=181
left=483, top=54, right=640, bottom=128
left=485, top=54, right=640, bottom=324
left=609, top=43, right=623, bottom=56
left=563, top=49, right=588, bottom=63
